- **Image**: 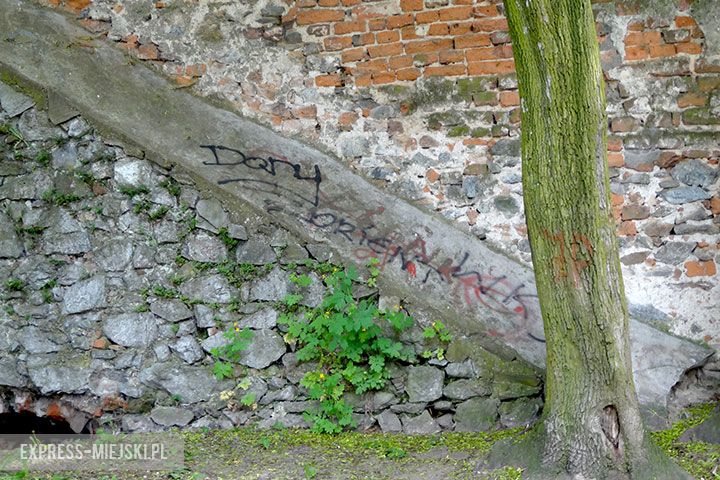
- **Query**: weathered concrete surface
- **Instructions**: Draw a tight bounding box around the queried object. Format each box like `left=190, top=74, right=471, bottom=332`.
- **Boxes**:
left=0, top=0, right=710, bottom=408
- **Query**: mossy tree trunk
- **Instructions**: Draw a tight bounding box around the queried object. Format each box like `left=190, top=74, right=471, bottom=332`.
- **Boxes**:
left=498, top=0, right=690, bottom=478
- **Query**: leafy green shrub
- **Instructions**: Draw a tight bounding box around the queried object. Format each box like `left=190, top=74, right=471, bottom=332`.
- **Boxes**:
left=279, top=264, right=415, bottom=433
left=210, top=325, right=254, bottom=380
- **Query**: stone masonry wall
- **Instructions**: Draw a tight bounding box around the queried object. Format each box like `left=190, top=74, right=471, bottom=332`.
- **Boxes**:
left=0, top=94, right=545, bottom=434
left=38, top=0, right=720, bottom=351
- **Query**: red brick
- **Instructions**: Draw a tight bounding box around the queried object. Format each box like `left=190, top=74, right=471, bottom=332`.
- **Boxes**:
left=610, top=116, right=638, bottom=132
left=315, top=74, right=343, bottom=87
left=473, top=5, right=499, bottom=17
left=424, top=64, right=466, bottom=76
left=338, top=111, right=358, bottom=127
left=405, top=38, right=453, bottom=54
left=397, top=67, right=422, bottom=81
left=625, top=46, right=649, bottom=61
left=354, top=73, right=372, bottom=87
left=649, top=44, right=676, bottom=58
left=426, top=168, right=440, bottom=183
left=428, top=23, right=450, bottom=36
left=676, top=42, right=702, bottom=55
left=368, top=42, right=404, bottom=58
left=92, top=337, right=109, bottom=349
left=470, top=18, right=508, bottom=31
left=678, top=92, right=708, bottom=108
left=334, top=20, right=366, bottom=34
left=449, top=21, right=473, bottom=35
left=341, top=0, right=361, bottom=5
left=297, top=9, right=345, bottom=25
left=413, top=53, right=439, bottom=66
left=294, top=105, right=318, bottom=118
left=376, top=30, right=401, bottom=43
left=65, top=0, right=90, bottom=12
left=625, top=31, right=662, bottom=46
left=437, top=6, right=473, bottom=21
left=372, top=72, right=396, bottom=84
left=324, top=36, right=353, bottom=51
left=675, top=16, right=697, bottom=28
left=468, top=60, right=515, bottom=75
left=439, top=49, right=465, bottom=64
left=387, top=14, right=414, bottom=28
left=184, top=63, right=207, bottom=77
left=617, top=220, right=637, bottom=236
left=400, top=0, right=423, bottom=11
left=297, top=0, right=317, bottom=6
left=355, top=58, right=389, bottom=72
left=342, top=47, right=368, bottom=62
left=685, top=260, right=716, bottom=277
left=356, top=33, right=375, bottom=45
left=318, top=0, right=339, bottom=5
left=455, top=33, right=492, bottom=49
left=415, top=10, right=439, bottom=24
left=608, top=136, right=623, bottom=151
left=389, top=55, right=413, bottom=69
left=710, top=197, right=720, bottom=215
left=368, top=18, right=386, bottom=31
left=401, top=26, right=420, bottom=40
left=465, top=45, right=509, bottom=61
left=137, top=43, right=160, bottom=60
left=500, top=90, right=520, bottom=106
left=607, top=152, right=624, bottom=167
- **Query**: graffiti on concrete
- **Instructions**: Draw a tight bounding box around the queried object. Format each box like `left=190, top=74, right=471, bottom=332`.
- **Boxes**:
left=201, top=144, right=544, bottom=343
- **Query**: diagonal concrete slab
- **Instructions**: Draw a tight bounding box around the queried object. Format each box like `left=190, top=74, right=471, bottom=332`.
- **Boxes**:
left=0, top=0, right=711, bottom=409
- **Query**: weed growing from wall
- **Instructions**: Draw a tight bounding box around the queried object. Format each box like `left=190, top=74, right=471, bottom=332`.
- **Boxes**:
left=279, top=263, right=415, bottom=434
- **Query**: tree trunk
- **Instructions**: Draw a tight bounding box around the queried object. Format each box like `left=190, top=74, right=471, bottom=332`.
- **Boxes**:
left=494, top=1, right=690, bottom=478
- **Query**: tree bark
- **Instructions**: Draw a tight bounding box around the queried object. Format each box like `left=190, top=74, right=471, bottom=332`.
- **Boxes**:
left=495, top=0, right=691, bottom=478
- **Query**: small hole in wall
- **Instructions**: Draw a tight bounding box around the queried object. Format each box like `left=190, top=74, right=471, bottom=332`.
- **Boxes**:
left=0, top=411, right=78, bottom=434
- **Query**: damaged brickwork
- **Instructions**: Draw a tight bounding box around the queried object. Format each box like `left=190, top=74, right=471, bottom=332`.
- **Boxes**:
left=30, top=0, right=720, bottom=350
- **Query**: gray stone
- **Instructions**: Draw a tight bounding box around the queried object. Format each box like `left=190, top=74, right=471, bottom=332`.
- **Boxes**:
left=339, top=134, right=370, bottom=157
left=402, top=410, right=441, bottom=435
left=443, top=379, right=491, bottom=400
left=462, top=176, right=482, bottom=198
left=675, top=204, right=710, bottom=224
left=52, top=143, right=81, bottom=170
left=62, top=276, right=106, bottom=314
left=0, top=212, right=24, bottom=258
left=660, top=187, right=711, bottom=205
left=0, top=357, right=26, bottom=387
left=260, top=385, right=297, bottom=404
left=679, top=405, right=720, bottom=444
left=114, top=160, right=153, bottom=188
left=150, top=406, right=195, bottom=427
left=239, top=329, right=286, bottom=369
left=18, top=326, right=61, bottom=354
left=370, top=105, right=397, bottom=119
left=490, top=139, right=520, bottom=157
left=0, top=81, right=34, bottom=117
left=446, top=360, right=477, bottom=378
left=200, top=331, right=231, bottom=354
left=236, top=237, right=277, bottom=265
left=179, top=274, right=237, bottom=304
left=26, top=353, right=92, bottom=394
left=151, top=299, right=193, bottom=323
left=621, top=251, right=650, bottom=265
left=139, top=363, right=218, bottom=404
left=46, top=90, right=79, bottom=125
left=121, top=415, right=160, bottom=432
left=624, top=150, right=658, bottom=171
left=65, top=117, right=90, bottom=137
left=194, top=304, right=217, bottom=328
left=654, top=242, right=695, bottom=265
left=239, top=307, right=278, bottom=329
left=498, top=397, right=542, bottom=428
left=642, top=220, right=674, bottom=238
left=196, top=198, right=228, bottom=229
left=183, top=231, right=228, bottom=263
left=405, top=365, right=444, bottom=403
left=103, top=313, right=158, bottom=347
left=248, top=267, right=290, bottom=302
left=670, top=159, right=718, bottom=188
left=494, top=195, right=519, bottom=216
left=153, top=221, right=180, bottom=244
left=493, top=380, right=542, bottom=400
left=228, top=224, right=248, bottom=241
left=41, top=210, right=91, bottom=255
left=95, top=240, right=134, bottom=271
left=377, top=410, right=403, bottom=433
left=171, top=336, right=204, bottom=364
left=0, top=171, right=53, bottom=200
left=454, top=397, right=499, bottom=432
left=673, top=222, right=719, bottom=235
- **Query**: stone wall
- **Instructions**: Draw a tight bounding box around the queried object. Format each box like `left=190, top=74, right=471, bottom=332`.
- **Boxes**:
left=38, top=0, right=720, bottom=350
left=0, top=97, right=545, bottom=434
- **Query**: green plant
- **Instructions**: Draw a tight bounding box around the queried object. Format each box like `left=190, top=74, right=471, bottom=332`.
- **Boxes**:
left=148, top=205, right=169, bottom=220
left=421, top=320, right=453, bottom=361
left=160, top=178, right=181, bottom=197
left=118, top=185, right=149, bottom=198
left=217, top=227, right=239, bottom=248
left=3, top=124, right=28, bottom=149
left=40, top=279, right=56, bottom=303
left=152, top=285, right=178, bottom=299
left=209, top=325, right=254, bottom=380
left=42, top=189, right=81, bottom=206
left=35, top=149, right=51, bottom=166
left=278, top=264, right=414, bottom=433
left=4, top=278, right=25, bottom=292
left=133, top=199, right=151, bottom=214
left=303, top=464, right=318, bottom=479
